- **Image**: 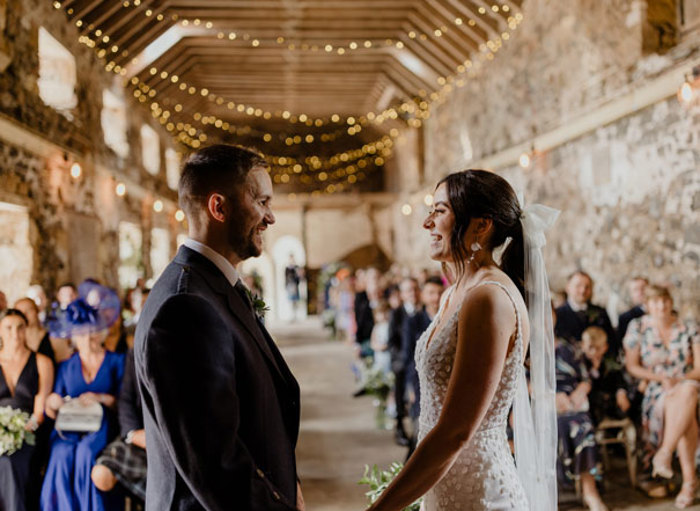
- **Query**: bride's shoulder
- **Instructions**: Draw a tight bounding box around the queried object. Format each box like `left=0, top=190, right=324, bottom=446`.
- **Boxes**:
left=458, top=275, right=527, bottom=329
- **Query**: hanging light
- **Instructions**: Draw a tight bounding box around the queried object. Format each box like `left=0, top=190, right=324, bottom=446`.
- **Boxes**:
left=678, top=66, right=700, bottom=107
left=678, top=79, right=694, bottom=106
left=401, top=203, right=413, bottom=216
left=153, top=200, right=164, bottom=212
left=115, top=182, right=126, bottom=196
left=518, top=152, right=531, bottom=169
left=424, top=194, right=434, bottom=206
left=70, top=162, right=82, bottom=179
left=175, top=209, right=185, bottom=222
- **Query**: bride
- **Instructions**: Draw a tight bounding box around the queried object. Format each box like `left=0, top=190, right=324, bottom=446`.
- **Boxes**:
left=365, top=170, right=558, bottom=511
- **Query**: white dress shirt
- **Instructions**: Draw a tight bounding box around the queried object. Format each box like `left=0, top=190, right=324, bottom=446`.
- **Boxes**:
left=183, top=238, right=240, bottom=288
left=567, top=299, right=588, bottom=312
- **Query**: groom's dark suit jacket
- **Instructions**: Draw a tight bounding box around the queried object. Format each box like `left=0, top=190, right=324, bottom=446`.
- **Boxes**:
left=134, top=246, right=300, bottom=511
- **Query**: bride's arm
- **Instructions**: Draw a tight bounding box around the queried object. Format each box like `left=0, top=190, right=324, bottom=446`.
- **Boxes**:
left=367, top=285, right=517, bottom=511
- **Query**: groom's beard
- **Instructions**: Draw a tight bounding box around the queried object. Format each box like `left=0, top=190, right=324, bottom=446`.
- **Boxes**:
left=229, top=221, right=264, bottom=260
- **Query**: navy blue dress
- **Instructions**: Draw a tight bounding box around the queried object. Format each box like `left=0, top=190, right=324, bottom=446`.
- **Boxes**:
left=40, top=351, right=125, bottom=511
left=0, top=352, right=38, bottom=511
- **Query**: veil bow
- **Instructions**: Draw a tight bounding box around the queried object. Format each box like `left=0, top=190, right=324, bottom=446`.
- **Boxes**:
left=513, top=200, right=559, bottom=511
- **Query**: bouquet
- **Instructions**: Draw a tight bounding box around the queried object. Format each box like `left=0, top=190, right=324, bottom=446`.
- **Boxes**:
left=0, top=406, right=35, bottom=456
left=358, top=462, right=422, bottom=510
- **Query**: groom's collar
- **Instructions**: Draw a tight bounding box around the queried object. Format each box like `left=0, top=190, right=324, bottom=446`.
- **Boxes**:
left=182, top=238, right=240, bottom=288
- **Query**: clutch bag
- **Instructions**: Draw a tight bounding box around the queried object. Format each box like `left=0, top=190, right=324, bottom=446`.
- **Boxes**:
left=55, top=397, right=103, bottom=433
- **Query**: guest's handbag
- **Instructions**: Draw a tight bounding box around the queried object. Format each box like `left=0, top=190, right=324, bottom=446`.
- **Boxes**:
left=55, top=397, right=103, bottom=433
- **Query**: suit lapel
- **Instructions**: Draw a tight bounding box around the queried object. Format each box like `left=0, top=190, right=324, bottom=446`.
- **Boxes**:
left=175, top=246, right=288, bottom=385
left=225, top=290, right=286, bottom=381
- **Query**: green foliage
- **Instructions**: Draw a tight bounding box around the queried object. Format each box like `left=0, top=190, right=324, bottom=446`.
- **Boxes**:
left=359, top=363, right=394, bottom=401
left=358, top=462, right=422, bottom=510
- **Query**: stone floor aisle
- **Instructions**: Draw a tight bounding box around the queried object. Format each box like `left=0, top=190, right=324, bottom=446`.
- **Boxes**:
left=270, top=318, right=698, bottom=511
left=271, top=318, right=406, bottom=511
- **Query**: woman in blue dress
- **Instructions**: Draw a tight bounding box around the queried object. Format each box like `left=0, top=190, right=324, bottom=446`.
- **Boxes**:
left=40, top=283, right=125, bottom=511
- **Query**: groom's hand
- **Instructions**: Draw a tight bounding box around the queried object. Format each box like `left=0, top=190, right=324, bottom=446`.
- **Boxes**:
left=296, top=481, right=305, bottom=510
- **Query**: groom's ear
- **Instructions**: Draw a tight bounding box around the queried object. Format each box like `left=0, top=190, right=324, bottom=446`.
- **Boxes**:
left=207, top=193, right=227, bottom=223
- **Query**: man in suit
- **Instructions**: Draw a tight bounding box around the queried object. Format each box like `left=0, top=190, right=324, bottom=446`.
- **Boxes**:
left=617, top=276, right=648, bottom=344
left=403, top=276, right=444, bottom=455
left=555, top=271, right=617, bottom=356
left=134, top=145, right=302, bottom=511
left=388, top=277, right=420, bottom=446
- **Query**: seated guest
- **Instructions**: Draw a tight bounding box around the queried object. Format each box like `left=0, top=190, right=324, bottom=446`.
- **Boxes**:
left=91, top=349, right=146, bottom=501
left=41, top=284, right=125, bottom=511
left=402, top=276, right=444, bottom=454
left=555, top=271, right=617, bottom=355
left=47, top=282, right=80, bottom=363
left=0, top=309, right=54, bottom=511
left=26, top=284, right=50, bottom=325
left=370, top=301, right=392, bottom=376
left=581, top=326, right=631, bottom=424
left=555, top=331, right=607, bottom=511
left=618, top=276, right=648, bottom=344
left=14, top=297, right=55, bottom=363
left=14, top=297, right=57, bottom=510
left=624, top=284, right=700, bottom=509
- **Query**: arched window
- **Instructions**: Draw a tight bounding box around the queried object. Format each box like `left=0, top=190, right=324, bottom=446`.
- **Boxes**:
left=37, top=27, right=77, bottom=117
left=149, top=227, right=170, bottom=285
left=140, top=124, right=161, bottom=175
left=165, top=148, right=181, bottom=190
left=102, top=87, right=129, bottom=158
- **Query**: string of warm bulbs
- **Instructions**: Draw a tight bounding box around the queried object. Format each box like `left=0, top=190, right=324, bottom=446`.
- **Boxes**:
left=129, top=74, right=412, bottom=147
left=60, top=0, right=523, bottom=129
left=56, top=0, right=517, bottom=58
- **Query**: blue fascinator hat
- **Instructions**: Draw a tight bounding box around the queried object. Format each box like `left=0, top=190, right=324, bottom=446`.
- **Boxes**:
left=48, top=281, right=121, bottom=338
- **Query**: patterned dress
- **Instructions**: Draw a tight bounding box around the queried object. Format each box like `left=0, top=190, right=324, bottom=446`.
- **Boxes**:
left=415, top=282, right=528, bottom=510
left=622, top=315, right=700, bottom=467
left=555, top=341, right=601, bottom=487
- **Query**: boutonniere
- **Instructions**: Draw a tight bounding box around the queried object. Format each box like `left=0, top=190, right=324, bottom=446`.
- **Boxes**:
left=585, top=308, right=600, bottom=323
left=245, top=289, right=270, bottom=318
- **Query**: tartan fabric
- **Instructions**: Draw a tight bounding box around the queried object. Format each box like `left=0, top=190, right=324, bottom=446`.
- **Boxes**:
left=96, top=438, right=147, bottom=500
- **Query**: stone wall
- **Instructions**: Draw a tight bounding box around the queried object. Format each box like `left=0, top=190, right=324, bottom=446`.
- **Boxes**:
left=0, top=0, right=183, bottom=299
left=393, top=0, right=700, bottom=318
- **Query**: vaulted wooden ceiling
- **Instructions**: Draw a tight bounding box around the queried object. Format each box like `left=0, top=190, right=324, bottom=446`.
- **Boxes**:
left=56, top=0, right=524, bottom=194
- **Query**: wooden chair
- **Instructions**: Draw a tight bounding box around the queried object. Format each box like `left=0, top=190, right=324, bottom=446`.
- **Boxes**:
left=594, top=417, right=637, bottom=486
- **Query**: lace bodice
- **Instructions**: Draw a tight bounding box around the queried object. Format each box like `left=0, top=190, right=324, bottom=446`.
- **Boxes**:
left=415, top=281, right=529, bottom=510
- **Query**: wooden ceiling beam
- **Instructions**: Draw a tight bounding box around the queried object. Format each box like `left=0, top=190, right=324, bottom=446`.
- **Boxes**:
left=406, top=10, right=464, bottom=67
left=443, top=0, right=499, bottom=41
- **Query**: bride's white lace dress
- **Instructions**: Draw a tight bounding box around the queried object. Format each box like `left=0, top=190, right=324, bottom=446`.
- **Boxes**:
left=415, top=281, right=529, bottom=510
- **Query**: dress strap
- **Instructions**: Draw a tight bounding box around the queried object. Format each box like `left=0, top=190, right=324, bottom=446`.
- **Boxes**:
left=473, top=280, right=522, bottom=348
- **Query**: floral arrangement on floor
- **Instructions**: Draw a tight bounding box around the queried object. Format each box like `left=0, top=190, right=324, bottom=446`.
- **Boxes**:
left=359, top=363, right=394, bottom=401
left=0, top=406, right=35, bottom=456
left=358, top=462, right=422, bottom=510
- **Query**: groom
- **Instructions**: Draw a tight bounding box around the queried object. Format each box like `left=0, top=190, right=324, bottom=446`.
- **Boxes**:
left=134, top=145, right=302, bottom=510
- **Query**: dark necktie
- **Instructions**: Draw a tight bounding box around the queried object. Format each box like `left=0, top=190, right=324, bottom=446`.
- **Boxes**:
left=233, top=280, right=255, bottom=314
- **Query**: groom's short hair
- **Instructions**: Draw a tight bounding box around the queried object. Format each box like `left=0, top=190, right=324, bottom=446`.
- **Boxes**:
left=178, top=144, right=269, bottom=217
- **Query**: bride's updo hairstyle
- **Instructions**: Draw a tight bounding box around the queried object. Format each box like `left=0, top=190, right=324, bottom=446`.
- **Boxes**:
left=436, top=170, right=525, bottom=299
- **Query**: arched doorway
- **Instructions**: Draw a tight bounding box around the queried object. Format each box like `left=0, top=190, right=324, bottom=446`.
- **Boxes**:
left=271, top=235, right=307, bottom=322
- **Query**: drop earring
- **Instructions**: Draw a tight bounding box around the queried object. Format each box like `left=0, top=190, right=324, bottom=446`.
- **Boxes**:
left=468, top=241, right=482, bottom=264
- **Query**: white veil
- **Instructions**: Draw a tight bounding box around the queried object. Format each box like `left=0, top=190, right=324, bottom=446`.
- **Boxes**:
left=512, top=202, right=559, bottom=511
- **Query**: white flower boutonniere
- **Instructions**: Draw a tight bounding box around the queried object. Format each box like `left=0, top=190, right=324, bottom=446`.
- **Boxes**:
left=245, top=289, right=270, bottom=319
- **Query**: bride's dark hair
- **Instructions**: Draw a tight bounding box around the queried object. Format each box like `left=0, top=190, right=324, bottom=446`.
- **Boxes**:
left=436, top=170, right=525, bottom=299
